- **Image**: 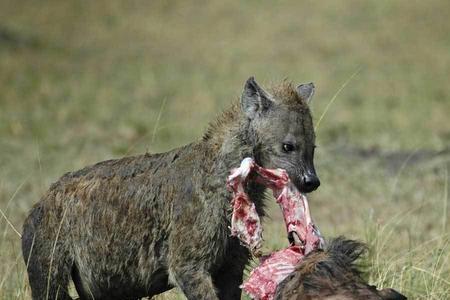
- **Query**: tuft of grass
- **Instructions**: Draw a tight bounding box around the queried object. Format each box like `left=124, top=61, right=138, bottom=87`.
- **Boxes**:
left=314, top=66, right=363, bottom=132
left=0, top=207, right=22, bottom=238
left=363, top=161, right=450, bottom=299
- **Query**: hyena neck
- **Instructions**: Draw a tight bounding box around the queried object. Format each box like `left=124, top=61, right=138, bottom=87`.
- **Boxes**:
left=219, top=119, right=257, bottom=169
left=202, top=103, right=257, bottom=171
left=202, top=106, right=267, bottom=213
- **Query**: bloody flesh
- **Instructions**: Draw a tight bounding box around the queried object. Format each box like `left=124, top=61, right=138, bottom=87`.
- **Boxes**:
left=227, top=158, right=324, bottom=300
left=228, top=158, right=263, bottom=252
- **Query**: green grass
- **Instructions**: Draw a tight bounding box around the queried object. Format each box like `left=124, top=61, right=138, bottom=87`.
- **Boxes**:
left=0, top=0, right=449, bottom=299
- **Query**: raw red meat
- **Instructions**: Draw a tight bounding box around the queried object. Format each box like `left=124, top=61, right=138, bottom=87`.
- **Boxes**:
left=242, top=246, right=303, bottom=300
left=227, top=158, right=263, bottom=252
left=227, top=158, right=324, bottom=300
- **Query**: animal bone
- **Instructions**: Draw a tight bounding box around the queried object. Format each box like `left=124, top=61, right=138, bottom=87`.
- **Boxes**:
left=227, top=158, right=324, bottom=300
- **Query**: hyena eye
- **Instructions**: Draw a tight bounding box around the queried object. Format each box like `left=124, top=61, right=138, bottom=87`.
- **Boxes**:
left=282, top=143, right=295, bottom=153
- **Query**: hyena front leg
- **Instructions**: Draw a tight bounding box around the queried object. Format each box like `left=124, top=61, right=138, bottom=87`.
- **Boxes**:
left=213, top=238, right=250, bottom=300
left=169, top=263, right=218, bottom=300
left=167, top=208, right=222, bottom=300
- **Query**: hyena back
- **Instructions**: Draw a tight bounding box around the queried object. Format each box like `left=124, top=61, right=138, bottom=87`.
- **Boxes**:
left=22, top=77, right=320, bottom=300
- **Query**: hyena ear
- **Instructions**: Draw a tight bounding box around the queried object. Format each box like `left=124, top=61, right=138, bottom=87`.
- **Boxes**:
left=296, top=82, right=315, bottom=104
left=241, top=77, right=273, bottom=119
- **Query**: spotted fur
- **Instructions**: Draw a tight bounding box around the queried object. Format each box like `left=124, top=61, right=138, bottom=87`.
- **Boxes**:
left=22, top=77, right=318, bottom=300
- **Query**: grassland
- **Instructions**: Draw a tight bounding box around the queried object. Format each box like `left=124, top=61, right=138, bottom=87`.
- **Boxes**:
left=0, top=0, right=449, bottom=299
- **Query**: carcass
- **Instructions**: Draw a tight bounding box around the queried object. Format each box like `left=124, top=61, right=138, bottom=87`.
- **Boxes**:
left=227, top=158, right=407, bottom=300
left=227, top=157, right=323, bottom=299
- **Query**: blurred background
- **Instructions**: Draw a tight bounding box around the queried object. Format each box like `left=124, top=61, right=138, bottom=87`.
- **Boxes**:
left=0, top=1, right=449, bottom=299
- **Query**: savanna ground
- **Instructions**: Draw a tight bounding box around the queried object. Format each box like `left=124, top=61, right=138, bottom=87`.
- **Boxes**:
left=0, top=1, right=449, bottom=299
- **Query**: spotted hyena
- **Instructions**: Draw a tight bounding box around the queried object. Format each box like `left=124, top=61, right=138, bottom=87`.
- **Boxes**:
left=22, top=77, right=320, bottom=300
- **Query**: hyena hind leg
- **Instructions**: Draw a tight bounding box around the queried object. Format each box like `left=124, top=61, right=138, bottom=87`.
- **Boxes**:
left=22, top=206, right=73, bottom=300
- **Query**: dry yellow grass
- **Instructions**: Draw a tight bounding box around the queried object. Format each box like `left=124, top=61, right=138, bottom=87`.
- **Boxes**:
left=0, top=1, right=449, bottom=299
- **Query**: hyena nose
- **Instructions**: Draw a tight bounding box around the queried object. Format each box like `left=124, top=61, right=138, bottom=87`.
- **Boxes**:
left=302, top=174, right=320, bottom=193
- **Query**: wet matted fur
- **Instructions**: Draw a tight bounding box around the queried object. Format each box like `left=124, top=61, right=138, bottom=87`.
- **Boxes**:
left=22, top=77, right=320, bottom=300
left=274, top=237, right=407, bottom=300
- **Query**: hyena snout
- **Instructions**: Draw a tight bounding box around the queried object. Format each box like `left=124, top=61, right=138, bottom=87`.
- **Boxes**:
left=290, top=168, right=320, bottom=193
left=300, top=171, right=320, bottom=193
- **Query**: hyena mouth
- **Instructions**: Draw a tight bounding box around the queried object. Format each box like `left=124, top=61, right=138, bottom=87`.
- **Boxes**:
left=227, top=158, right=324, bottom=300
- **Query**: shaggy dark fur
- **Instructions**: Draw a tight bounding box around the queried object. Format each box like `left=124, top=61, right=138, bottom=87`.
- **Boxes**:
left=274, top=237, right=407, bottom=300
left=22, top=77, right=319, bottom=300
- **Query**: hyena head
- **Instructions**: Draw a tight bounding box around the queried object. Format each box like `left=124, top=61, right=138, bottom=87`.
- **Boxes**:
left=240, top=77, right=319, bottom=193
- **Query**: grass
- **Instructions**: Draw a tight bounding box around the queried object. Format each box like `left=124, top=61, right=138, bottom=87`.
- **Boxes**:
left=0, top=0, right=449, bottom=299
